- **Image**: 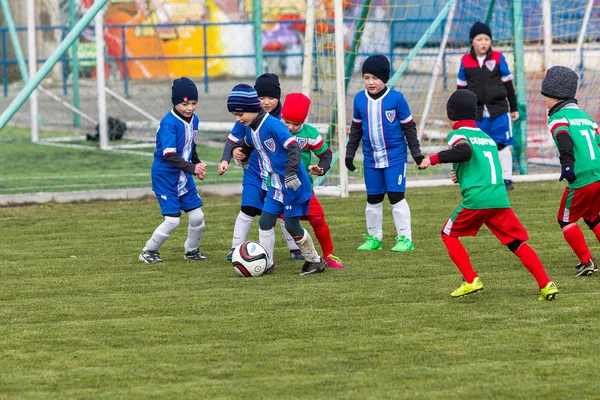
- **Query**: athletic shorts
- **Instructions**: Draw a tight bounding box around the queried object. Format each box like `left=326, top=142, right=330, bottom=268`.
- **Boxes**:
left=364, top=163, right=407, bottom=195
left=557, top=180, right=600, bottom=223
left=263, top=196, right=310, bottom=218
left=442, top=205, right=528, bottom=245
left=155, top=189, right=203, bottom=216
left=476, top=113, right=513, bottom=146
left=241, top=183, right=267, bottom=210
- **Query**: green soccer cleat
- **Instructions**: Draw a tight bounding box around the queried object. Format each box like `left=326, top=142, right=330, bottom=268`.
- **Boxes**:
left=357, top=234, right=382, bottom=251
left=451, top=277, right=484, bottom=298
left=391, top=236, right=415, bottom=252
left=539, top=281, right=559, bottom=301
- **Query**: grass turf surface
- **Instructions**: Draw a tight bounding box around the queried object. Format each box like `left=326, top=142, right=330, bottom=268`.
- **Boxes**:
left=1, top=181, right=600, bottom=399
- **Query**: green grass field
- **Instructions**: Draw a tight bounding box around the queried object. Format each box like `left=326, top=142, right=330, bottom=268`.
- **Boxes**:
left=2, top=181, right=600, bottom=399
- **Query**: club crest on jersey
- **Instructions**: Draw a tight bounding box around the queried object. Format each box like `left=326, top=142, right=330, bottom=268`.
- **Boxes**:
left=385, top=110, right=396, bottom=123
left=296, top=137, right=307, bottom=148
left=264, top=138, right=276, bottom=152
left=485, top=60, right=496, bottom=71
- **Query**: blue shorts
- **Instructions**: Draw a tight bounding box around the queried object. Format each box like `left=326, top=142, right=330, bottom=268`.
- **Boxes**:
left=155, top=189, right=203, bottom=215
left=364, top=163, right=407, bottom=195
left=241, top=183, right=267, bottom=210
left=476, top=113, right=513, bottom=146
left=263, top=196, right=310, bottom=218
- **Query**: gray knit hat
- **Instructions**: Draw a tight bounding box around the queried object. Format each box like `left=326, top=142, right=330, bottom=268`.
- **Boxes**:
left=541, top=66, right=578, bottom=100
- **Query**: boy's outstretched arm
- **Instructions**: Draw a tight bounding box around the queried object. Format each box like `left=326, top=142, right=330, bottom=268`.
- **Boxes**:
left=555, top=131, right=576, bottom=183
left=345, top=121, right=362, bottom=171
left=419, top=143, right=472, bottom=169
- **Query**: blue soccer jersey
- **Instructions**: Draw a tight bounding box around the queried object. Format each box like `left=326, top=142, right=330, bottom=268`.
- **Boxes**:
left=243, top=114, right=312, bottom=206
left=228, top=122, right=267, bottom=190
left=152, top=110, right=199, bottom=196
left=352, top=87, right=413, bottom=168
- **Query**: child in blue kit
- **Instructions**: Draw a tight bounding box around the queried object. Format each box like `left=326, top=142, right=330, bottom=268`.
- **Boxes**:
left=139, top=77, right=208, bottom=263
left=227, top=84, right=325, bottom=275
left=218, top=73, right=303, bottom=262
left=345, top=54, right=424, bottom=252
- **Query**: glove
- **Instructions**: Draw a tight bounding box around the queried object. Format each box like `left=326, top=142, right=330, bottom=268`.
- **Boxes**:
left=412, top=152, right=424, bottom=166
left=285, top=174, right=302, bottom=191
left=345, top=157, right=356, bottom=172
left=559, top=165, right=576, bottom=184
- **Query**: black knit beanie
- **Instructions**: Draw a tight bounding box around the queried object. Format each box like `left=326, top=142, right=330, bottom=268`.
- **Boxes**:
left=362, top=55, right=390, bottom=83
left=541, top=66, right=578, bottom=100
left=171, top=77, right=198, bottom=105
left=254, top=73, right=281, bottom=100
left=470, top=21, right=492, bottom=41
left=447, top=89, right=478, bottom=121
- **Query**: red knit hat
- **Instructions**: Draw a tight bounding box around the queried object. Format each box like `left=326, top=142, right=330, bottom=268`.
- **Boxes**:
left=281, top=92, right=311, bottom=124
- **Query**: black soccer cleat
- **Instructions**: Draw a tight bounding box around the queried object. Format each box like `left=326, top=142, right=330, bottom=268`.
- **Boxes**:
left=504, top=180, right=515, bottom=191
left=300, top=260, right=325, bottom=276
left=139, top=249, right=163, bottom=264
left=226, top=248, right=234, bottom=262
left=184, top=248, right=207, bottom=261
left=575, top=257, right=597, bottom=276
left=290, top=249, right=304, bottom=261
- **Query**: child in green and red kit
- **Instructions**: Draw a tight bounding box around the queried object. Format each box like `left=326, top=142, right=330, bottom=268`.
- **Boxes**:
left=280, top=92, right=344, bottom=269
left=419, top=89, right=558, bottom=301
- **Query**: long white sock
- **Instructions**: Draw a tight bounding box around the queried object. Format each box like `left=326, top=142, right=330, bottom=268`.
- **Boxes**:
left=392, top=199, right=412, bottom=241
left=295, top=229, right=321, bottom=263
left=259, top=227, right=276, bottom=267
left=499, top=146, right=513, bottom=181
left=145, top=216, right=180, bottom=251
left=279, top=218, right=300, bottom=251
left=184, top=208, right=205, bottom=252
left=232, top=211, right=254, bottom=249
left=365, top=202, right=383, bottom=241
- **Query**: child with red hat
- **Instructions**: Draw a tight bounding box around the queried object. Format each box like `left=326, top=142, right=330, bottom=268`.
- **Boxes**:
left=281, top=92, right=344, bottom=269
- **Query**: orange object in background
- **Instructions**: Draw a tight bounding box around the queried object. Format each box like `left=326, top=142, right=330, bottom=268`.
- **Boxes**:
left=104, top=2, right=170, bottom=79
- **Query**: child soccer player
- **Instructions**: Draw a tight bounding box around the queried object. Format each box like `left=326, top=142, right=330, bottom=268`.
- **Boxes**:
left=280, top=92, right=344, bottom=269
left=345, top=54, right=424, bottom=252
left=542, top=65, right=600, bottom=276
left=139, top=77, right=208, bottom=263
left=218, top=73, right=303, bottom=262
left=227, top=84, right=325, bottom=275
left=419, top=89, right=558, bottom=301
left=458, top=22, right=519, bottom=191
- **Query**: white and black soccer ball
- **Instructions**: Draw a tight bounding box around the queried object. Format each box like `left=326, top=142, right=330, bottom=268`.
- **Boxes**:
left=232, top=241, right=269, bottom=277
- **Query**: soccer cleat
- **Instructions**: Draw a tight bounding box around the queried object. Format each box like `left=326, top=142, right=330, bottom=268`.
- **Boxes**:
left=357, top=234, right=382, bottom=251
left=300, top=260, right=326, bottom=275
left=451, top=277, right=484, bottom=298
left=391, top=236, right=415, bottom=252
left=504, top=180, right=515, bottom=191
left=184, top=248, right=207, bottom=261
left=324, top=254, right=344, bottom=269
left=575, top=257, right=597, bottom=276
left=539, top=281, right=559, bottom=301
left=139, top=249, right=163, bottom=264
left=290, top=249, right=305, bottom=261
left=264, top=264, right=276, bottom=274
left=226, top=248, right=234, bottom=262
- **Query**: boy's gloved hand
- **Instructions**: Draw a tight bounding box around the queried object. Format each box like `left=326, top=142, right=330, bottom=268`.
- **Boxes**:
left=559, top=165, right=576, bottom=184
left=412, top=152, right=425, bottom=165
left=285, top=173, right=302, bottom=190
left=345, top=157, right=356, bottom=172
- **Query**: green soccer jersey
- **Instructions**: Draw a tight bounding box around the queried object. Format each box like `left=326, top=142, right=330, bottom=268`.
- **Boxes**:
left=548, top=104, right=600, bottom=189
left=292, top=123, right=330, bottom=186
left=447, top=126, right=510, bottom=209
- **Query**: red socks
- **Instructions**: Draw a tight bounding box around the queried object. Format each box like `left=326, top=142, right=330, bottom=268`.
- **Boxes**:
left=514, top=243, right=551, bottom=288
left=441, top=234, right=478, bottom=283
left=563, top=223, right=592, bottom=263
left=307, top=215, right=334, bottom=257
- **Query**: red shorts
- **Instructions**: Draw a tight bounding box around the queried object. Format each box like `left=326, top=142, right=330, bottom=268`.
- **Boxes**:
left=442, top=206, right=528, bottom=245
left=279, top=191, right=325, bottom=220
left=557, top=180, right=600, bottom=223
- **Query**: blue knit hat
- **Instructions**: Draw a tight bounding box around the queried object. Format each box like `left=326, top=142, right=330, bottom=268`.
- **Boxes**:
left=227, top=84, right=262, bottom=113
left=362, top=55, right=390, bottom=83
left=171, top=77, right=198, bottom=105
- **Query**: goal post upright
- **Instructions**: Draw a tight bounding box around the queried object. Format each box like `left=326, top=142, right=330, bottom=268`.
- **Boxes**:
left=333, top=0, right=348, bottom=198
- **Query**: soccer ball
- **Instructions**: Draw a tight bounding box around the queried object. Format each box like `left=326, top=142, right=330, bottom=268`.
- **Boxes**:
left=232, top=241, right=269, bottom=277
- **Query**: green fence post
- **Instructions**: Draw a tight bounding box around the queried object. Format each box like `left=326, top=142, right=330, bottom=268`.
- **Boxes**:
left=253, top=0, right=263, bottom=77
left=70, top=0, right=81, bottom=128
left=511, top=0, right=528, bottom=174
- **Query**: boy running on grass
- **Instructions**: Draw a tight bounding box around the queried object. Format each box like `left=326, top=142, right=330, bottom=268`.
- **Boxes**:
left=542, top=66, right=600, bottom=276
left=419, top=89, right=558, bottom=301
